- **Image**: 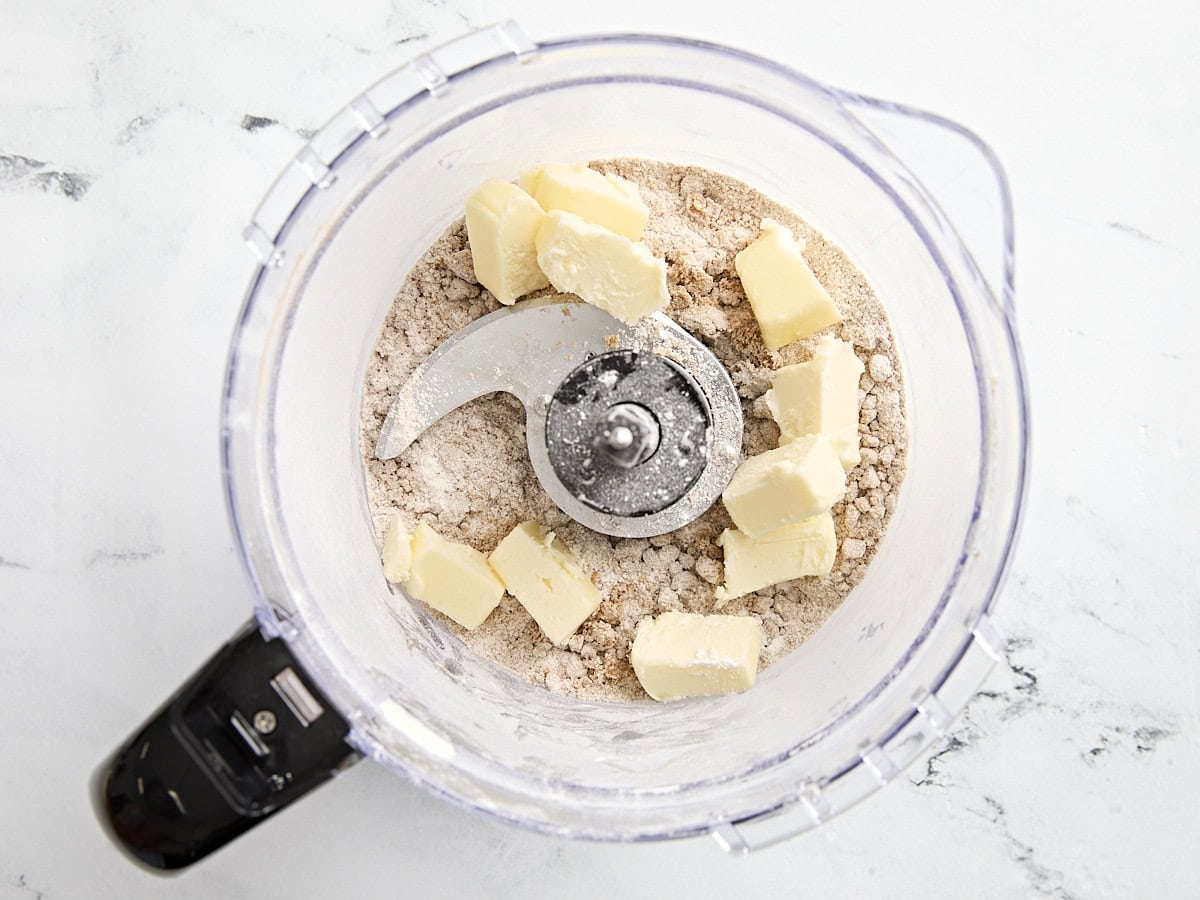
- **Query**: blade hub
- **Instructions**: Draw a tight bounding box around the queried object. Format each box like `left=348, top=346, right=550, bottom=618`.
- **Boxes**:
left=546, top=351, right=710, bottom=517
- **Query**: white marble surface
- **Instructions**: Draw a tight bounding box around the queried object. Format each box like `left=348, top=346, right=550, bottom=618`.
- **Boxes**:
left=2, top=0, right=1198, bottom=896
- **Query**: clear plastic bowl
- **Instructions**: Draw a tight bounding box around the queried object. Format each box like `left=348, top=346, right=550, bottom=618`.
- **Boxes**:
left=223, top=25, right=1028, bottom=852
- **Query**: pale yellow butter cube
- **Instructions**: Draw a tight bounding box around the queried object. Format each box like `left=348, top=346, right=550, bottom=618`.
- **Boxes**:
left=722, top=435, right=846, bottom=537
left=381, top=511, right=412, bottom=584
left=518, top=162, right=649, bottom=240
left=535, top=210, right=668, bottom=324
left=405, top=522, right=504, bottom=630
left=714, top=512, right=836, bottom=605
left=734, top=218, right=841, bottom=350
left=488, top=520, right=600, bottom=647
left=631, top=611, right=762, bottom=702
left=766, top=336, right=865, bottom=469
left=465, top=180, right=549, bottom=305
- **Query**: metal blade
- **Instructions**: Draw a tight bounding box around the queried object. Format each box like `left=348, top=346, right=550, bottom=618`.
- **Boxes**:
left=375, top=301, right=632, bottom=460
left=372, top=298, right=743, bottom=538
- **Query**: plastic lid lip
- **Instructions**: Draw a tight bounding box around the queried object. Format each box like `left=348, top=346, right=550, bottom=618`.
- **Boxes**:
left=221, top=27, right=1029, bottom=840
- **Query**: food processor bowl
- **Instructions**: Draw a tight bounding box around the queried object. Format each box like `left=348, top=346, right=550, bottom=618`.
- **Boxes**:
left=97, top=24, right=1028, bottom=867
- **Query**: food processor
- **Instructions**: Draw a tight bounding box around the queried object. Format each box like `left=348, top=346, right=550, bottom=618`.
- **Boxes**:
left=95, top=23, right=1029, bottom=869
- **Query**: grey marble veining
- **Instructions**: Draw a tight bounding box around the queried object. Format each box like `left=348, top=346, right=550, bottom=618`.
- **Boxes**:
left=1, top=0, right=1197, bottom=896
left=0, top=152, right=92, bottom=200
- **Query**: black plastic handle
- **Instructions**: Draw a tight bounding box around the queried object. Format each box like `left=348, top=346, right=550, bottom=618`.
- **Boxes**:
left=94, top=619, right=360, bottom=870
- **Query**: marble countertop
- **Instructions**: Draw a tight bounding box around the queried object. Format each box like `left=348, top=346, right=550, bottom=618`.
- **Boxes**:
left=2, top=1, right=1197, bottom=896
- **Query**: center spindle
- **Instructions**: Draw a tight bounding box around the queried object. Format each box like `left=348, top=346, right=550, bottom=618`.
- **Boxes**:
left=596, top=402, right=660, bottom=469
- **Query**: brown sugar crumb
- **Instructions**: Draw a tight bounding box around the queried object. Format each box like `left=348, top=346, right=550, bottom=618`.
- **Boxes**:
left=361, top=159, right=908, bottom=702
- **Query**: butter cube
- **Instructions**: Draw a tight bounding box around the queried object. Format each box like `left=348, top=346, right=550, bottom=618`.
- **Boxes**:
left=465, top=179, right=549, bottom=305
left=381, top=511, right=412, bottom=584
left=766, top=336, right=865, bottom=469
left=488, top=521, right=600, bottom=647
left=734, top=218, right=841, bottom=350
left=630, top=611, right=762, bottom=701
left=519, top=162, right=649, bottom=241
left=714, top=512, right=836, bottom=605
left=722, top=435, right=846, bottom=536
left=405, top=522, right=504, bottom=630
left=535, top=210, right=668, bottom=324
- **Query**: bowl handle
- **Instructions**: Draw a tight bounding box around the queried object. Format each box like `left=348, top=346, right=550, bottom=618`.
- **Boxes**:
left=840, top=95, right=1016, bottom=319
left=92, top=620, right=359, bottom=871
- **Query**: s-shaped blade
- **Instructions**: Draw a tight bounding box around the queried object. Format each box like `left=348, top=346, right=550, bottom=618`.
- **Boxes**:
left=374, top=301, right=741, bottom=538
